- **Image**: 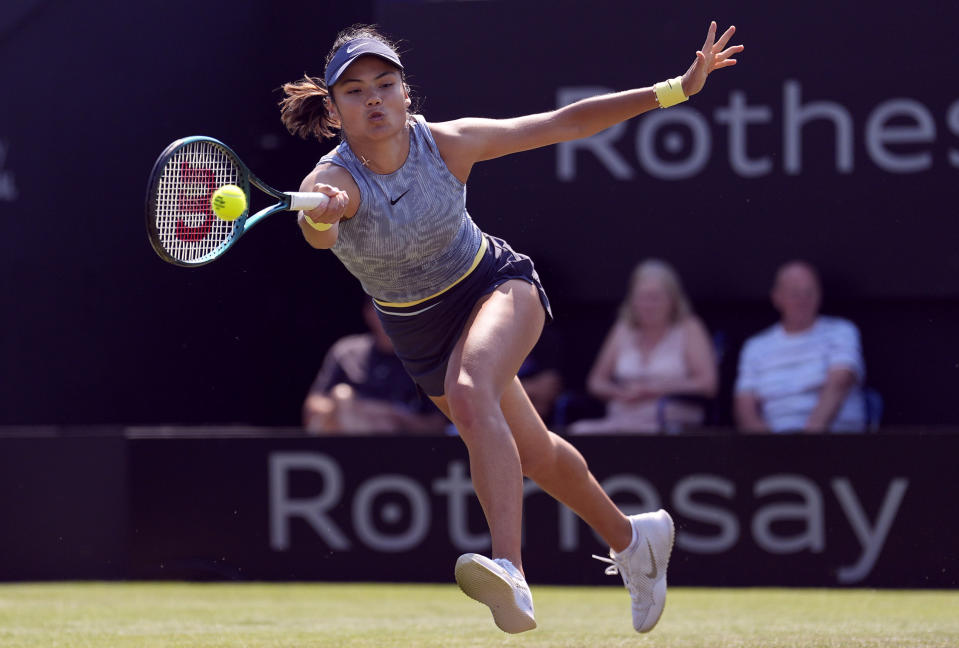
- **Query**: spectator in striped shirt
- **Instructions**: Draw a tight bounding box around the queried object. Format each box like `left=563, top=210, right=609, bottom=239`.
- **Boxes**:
left=734, top=261, right=866, bottom=433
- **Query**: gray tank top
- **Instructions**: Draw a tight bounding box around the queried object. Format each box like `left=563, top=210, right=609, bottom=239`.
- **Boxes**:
left=319, top=115, right=484, bottom=304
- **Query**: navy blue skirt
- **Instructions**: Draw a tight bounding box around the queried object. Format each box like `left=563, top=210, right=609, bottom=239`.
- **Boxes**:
left=373, top=235, right=552, bottom=397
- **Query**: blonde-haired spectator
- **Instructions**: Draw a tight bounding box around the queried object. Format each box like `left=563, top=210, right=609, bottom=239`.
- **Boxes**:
left=569, top=259, right=718, bottom=434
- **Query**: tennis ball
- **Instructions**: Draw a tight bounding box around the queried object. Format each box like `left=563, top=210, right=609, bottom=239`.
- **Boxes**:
left=211, top=184, right=247, bottom=221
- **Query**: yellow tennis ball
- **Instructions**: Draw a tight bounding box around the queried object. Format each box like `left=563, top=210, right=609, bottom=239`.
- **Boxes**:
left=211, top=184, right=247, bottom=221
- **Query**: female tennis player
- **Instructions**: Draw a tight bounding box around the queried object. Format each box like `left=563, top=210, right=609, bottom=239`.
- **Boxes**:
left=279, top=22, right=743, bottom=634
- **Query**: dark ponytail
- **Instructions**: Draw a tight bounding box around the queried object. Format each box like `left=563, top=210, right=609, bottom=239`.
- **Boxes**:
left=279, top=24, right=406, bottom=141
left=279, top=75, right=339, bottom=141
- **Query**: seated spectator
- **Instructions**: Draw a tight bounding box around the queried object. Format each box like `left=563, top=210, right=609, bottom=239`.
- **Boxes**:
left=569, top=259, right=718, bottom=434
left=734, top=260, right=866, bottom=433
left=303, top=301, right=446, bottom=435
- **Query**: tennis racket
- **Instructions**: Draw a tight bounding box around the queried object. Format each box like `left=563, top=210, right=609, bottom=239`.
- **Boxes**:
left=145, top=135, right=329, bottom=267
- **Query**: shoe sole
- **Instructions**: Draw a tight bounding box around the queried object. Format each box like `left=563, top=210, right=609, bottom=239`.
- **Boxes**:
left=636, top=509, right=675, bottom=633
left=454, top=554, right=537, bottom=634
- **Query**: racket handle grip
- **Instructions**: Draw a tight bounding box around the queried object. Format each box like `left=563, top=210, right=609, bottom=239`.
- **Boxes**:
left=287, top=192, right=331, bottom=211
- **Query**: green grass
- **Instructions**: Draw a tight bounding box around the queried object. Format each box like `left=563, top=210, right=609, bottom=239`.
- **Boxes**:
left=0, top=583, right=957, bottom=647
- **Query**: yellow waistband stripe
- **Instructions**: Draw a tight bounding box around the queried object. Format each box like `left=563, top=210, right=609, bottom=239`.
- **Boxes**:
left=374, top=237, right=488, bottom=308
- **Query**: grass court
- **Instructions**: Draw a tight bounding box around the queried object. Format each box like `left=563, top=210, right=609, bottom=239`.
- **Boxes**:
left=1, top=582, right=957, bottom=647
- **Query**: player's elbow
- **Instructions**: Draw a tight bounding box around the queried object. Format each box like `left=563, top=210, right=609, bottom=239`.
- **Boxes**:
left=555, top=113, right=592, bottom=142
left=554, top=102, right=612, bottom=141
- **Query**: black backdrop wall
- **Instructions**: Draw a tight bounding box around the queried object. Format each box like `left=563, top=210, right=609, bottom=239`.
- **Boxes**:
left=1, top=0, right=957, bottom=426
left=3, top=433, right=956, bottom=587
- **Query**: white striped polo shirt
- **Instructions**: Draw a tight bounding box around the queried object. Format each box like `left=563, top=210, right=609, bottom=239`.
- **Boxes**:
left=735, top=316, right=866, bottom=432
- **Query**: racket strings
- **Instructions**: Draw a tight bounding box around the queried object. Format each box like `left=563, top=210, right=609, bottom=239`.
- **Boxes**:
left=153, top=141, right=241, bottom=263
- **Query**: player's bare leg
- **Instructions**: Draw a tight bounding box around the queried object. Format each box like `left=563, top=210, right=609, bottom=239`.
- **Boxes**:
left=501, top=380, right=674, bottom=632
left=499, top=379, right=632, bottom=550
left=429, top=280, right=544, bottom=632
left=434, top=280, right=544, bottom=569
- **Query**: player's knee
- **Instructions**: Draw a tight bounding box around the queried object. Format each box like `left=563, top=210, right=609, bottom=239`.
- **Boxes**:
left=445, top=379, right=495, bottom=432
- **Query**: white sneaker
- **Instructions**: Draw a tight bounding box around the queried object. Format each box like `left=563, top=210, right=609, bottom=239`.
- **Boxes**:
left=454, top=553, right=536, bottom=633
left=593, top=509, right=675, bottom=633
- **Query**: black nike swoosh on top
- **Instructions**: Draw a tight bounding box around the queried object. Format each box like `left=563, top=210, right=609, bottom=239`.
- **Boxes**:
left=390, top=189, right=411, bottom=205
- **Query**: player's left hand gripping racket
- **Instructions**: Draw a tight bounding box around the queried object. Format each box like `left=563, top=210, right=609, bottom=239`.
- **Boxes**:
left=145, top=135, right=329, bottom=267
